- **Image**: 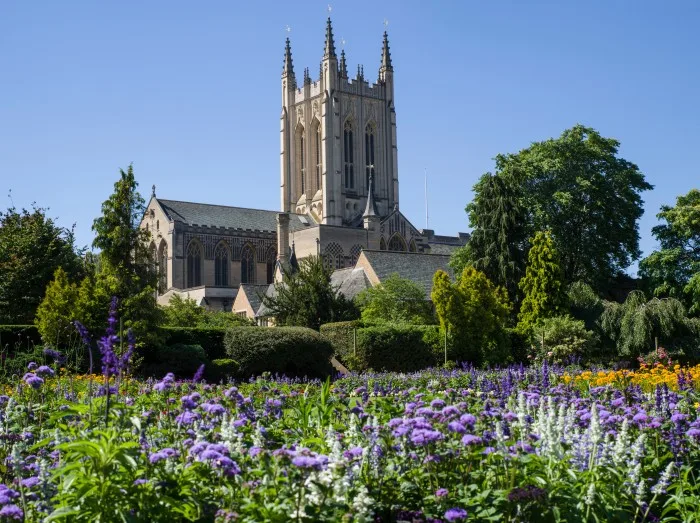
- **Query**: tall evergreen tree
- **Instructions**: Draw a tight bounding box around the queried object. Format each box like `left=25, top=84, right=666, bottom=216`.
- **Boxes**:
left=450, top=173, right=527, bottom=304
left=517, top=231, right=567, bottom=334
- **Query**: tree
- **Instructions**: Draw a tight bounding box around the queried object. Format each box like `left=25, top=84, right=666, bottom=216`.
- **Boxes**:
left=432, top=267, right=511, bottom=366
left=459, top=125, right=652, bottom=295
left=35, top=268, right=79, bottom=345
left=356, top=274, right=434, bottom=325
left=0, top=206, right=84, bottom=324
left=261, top=255, right=358, bottom=330
left=639, top=188, right=700, bottom=315
left=161, top=295, right=252, bottom=328
left=91, top=165, right=161, bottom=339
left=529, top=315, right=595, bottom=364
left=451, top=173, right=527, bottom=304
left=517, top=231, right=567, bottom=334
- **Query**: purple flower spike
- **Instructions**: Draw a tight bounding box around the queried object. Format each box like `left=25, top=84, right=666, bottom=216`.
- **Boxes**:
left=192, top=364, right=205, bottom=383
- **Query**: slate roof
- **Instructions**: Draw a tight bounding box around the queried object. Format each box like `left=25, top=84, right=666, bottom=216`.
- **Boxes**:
left=156, top=198, right=315, bottom=233
left=238, top=284, right=269, bottom=314
left=255, top=284, right=278, bottom=318
left=426, top=243, right=461, bottom=255
left=331, top=267, right=371, bottom=300
left=361, top=250, right=453, bottom=298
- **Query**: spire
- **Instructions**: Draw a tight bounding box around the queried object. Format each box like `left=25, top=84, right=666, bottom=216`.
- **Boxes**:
left=282, top=37, right=295, bottom=79
left=356, top=64, right=364, bottom=82
left=363, top=173, right=379, bottom=217
left=339, top=49, right=348, bottom=79
left=151, top=184, right=156, bottom=198
left=323, top=17, right=336, bottom=59
left=380, top=31, right=393, bottom=72
left=289, top=241, right=299, bottom=272
left=303, top=67, right=311, bottom=86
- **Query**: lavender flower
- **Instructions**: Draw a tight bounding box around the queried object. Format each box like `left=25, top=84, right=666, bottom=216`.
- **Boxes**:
left=192, top=364, right=205, bottom=383
left=445, top=508, right=468, bottom=521
left=22, top=373, right=44, bottom=389
left=0, top=505, right=23, bottom=520
left=43, top=348, right=66, bottom=364
left=35, top=365, right=55, bottom=377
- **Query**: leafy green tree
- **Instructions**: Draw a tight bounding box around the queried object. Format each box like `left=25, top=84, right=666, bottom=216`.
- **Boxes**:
left=432, top=267, right=511, bottom=366
left=261, top=255, right=358, bottom=330
left=639, top=188, right=700, bottom=315
left=35, top=268, right=79, bottom=346
left=161, top=295, right=252, bottom=328
left=529, top=315, right=595, bottom=364
left=91, top=165, right=161, bottom=339
left=517, top=231, right=567, bottom=334
left=0, top=206, right=84, bottom=324
left=356, top=273, right=434, bottom=325
left=567, top=281, right=605, bottom=332
left=600, top=290, right=696, bottom=358
left=451, top=173, right=527, bottom=303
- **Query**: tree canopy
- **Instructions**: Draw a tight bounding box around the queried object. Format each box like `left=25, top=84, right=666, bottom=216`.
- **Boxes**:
left=356, top=273, right=434, bottom=325
left=161, top=295, right=252, bottom=328
left=639, top=188, right=700, bottom=315
left=261, top=255, right=358, bottom=330
left=0, top=205, right=84, bottom=324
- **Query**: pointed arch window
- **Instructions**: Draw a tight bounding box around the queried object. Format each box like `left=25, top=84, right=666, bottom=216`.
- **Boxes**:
left=296, top=125, right=306, bottom=197
left=158, top=240, right=168, bottom=293
left=241, top=244, right=256, bottom=284
left=379, top=237, right=387, bottom=251
left=388, top=233, right=407, bottom=252
left=265, top=247, right=277, bottom=284
left=409, top=240, right=417, bottom=252
left=365, top=123, right=376, bottom=189
left=149, top=242, right=157, bottom=277
left=186, top=240, right=202, bottom=288
left=324, top=242, right=345, bottom=270
left=215, top=242, right=229, bottom=287
left=313, top=120, right=322, bottom=192
left=343, top=120, right=354, bottom=189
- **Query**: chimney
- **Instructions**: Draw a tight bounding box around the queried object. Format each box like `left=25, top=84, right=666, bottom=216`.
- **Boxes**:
left=277, top=213, right=290, bottom=259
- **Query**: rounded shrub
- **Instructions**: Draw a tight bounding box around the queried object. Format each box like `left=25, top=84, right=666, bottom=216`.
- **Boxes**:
left=143, top=343, right=208, bottom=379
left=224, top=327, right=333, bottom=378
left=206, top=358, right=239, bottom=382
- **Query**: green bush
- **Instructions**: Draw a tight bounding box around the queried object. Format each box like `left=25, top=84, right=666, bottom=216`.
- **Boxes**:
left=142, top=343, right=208, bottom=379
left=529, top=315, right=595, bottom=364
left=206, top=358, right=239, bottom=382
left=158, top=327, right=228, bottom=360
left=224, top=327, right=333, bottom=378
left=356, top=325, right=440, bottom=372
left=319, top=320, right=363, bottom=362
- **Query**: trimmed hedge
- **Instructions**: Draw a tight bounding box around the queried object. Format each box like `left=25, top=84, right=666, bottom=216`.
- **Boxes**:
left=206, top=359, right=239, bottom=383
left=321, top=322, right=442, bottom=372
left=0, top=325, right=42, bottom=351
left=142, top=343, right=208, bottom=379
left=224, top=327, right=334, bottom=378
left=158, top=327, right=227, bottom=360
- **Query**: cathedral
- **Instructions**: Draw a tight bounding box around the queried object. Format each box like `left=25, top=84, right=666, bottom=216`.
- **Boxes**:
left=140, top=18, right=467, bottom=314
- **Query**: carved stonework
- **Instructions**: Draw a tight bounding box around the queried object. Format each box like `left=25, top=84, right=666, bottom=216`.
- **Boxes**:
left=296, top=107, right=304, bottom=125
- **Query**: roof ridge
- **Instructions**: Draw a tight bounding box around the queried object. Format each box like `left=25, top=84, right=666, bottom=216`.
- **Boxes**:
left=158, top=198, right=306, bottom=217
left=363, top=249, right=451, bottom=257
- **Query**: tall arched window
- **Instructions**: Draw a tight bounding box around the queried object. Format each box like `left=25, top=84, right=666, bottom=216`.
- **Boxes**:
left=158, top=240, right=168, bottom=293
left=409, top=240, right=417, bottom=252
left=343, top=120, right=354, bottom=189
left=313, top=120, right=322, bottom=192
left=265, top=246, right=277, bottom=284
left=324, top=242, right=345, bottom=270
left=186, top=240, right=202, bottom=288
left=379, top=237, right=387, bottom=251
left=241, top=244, right=255, bottom=284
left=388, top=233, right=407, bottom=252
left=365, top=123, right=375, bottom=189
left=149, top=242, right=157, bottom=276
left=215, top=242, right=229, bottom=287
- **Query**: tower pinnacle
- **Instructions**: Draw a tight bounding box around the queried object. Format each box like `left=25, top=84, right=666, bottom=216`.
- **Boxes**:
left=282, top=37, right=295, bottom=80
left=380, top=31, right=393, bottom=72
left=363, top=173, right=379, bottom=217
left=339, top=49, right=348, bottom=79
left=323, top=17, right=336, bottom=59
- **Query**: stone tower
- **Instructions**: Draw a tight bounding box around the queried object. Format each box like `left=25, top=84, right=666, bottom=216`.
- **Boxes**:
left=280, top=18, right=399, bottom=226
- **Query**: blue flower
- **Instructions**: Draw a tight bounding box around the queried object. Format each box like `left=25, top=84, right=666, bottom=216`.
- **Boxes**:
left=0, top=504, right=23, bottom=520
left=22, top=373, right=44, bottom=389
left=445, top=508, right=468, bottom=521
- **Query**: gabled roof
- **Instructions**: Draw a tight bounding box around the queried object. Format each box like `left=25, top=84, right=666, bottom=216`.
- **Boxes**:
left=360, top=250, right=453, bottom=298
left=255, top=283, right=278, bottom=318
left=156, top=198, right=315, bottom=233
left=238, top=284, right=269, bottom=314
left=331, top=267, right=371, bottom=300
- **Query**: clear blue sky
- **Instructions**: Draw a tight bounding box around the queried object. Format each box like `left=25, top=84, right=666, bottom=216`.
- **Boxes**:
left=2, top=1, right=698, bottom=274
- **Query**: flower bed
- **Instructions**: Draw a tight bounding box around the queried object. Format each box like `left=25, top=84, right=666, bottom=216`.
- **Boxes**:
left=0, top=362, right=699, bottom=521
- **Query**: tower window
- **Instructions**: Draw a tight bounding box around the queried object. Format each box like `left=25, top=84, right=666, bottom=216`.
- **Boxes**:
left=186, top=240, right=202, bottom=288
left=296, top=125, right=306, bottom=198
left=241, top=244, right=255, bottom=284
left=344, top=121, right=354, bottom=189
left=215, top=242, right=229, bottom=287
left=365, top=123, right=376, bottom=189
left=315, top=123, right=322, bottom=191
left=265, top=246, right=277, bottom=284
left=158, top=240, right=168, bottom=293
left=300, top=133, right=306, bottom=194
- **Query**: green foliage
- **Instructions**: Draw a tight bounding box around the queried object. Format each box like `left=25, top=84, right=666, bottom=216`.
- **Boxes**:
left=517, top=231, right=567, bottom=334
left=355, top=273, right=434, bottom=325
left=318, top=320, right=363, bottom=363
left=600, top=290, right=697, bottom=358
left=160, top=295, right=253, bottom=329
left=142, top=343, right=208, bottom=379
left=0, top=324, right=41, bottom=350
left=224, top=326, right=334, bottom=378
left=0, top=205, right=84, bottom=324
left=528, top=315, right=595, bottom=364
left=261, top=255, right=359, bottom=330
left=432, top=267, right=511, bottom=366
left=206, top=358, right=239, bottom=382
left=35, top=268, right=79, bottom=346
left=158, top=327, right=228, bottom=360
left=567, top=281, right=605, bottom=331
left=639, top=188, right=700, bottom=315
left=451, top=172, right=527, bottom=303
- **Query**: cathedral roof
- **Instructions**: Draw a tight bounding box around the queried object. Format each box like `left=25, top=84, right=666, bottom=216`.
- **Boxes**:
left=156, top=198, right=315, bottom=233
left=238, top=284, right=269, bottom=315
left=360, top=250, right=454, bottom=299
left=330, top=267, right=372, bottom=300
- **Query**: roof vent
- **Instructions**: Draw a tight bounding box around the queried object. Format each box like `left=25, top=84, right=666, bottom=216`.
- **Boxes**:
left=298, top=215, right=309, bottom=225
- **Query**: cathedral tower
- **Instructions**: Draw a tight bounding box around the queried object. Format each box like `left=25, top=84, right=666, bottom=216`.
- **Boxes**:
left=280, top=18, right=399, bottom=226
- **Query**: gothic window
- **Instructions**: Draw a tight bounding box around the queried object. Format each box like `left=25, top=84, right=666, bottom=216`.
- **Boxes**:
left=186, top=240, right=202, bottom=288
left=313, top=120, right=322, bottom=192
left=388, top=233, right=407, bottom=252
left=158, top=240, right=168, bottom=293
left=296, top=125, right=306, bottom=197
left=214, top=242, right=229, bottom=287
left=343, top=120, right=354, bottom=189
left=324, top=242, right=344, bottom=270
left=349, top=244, right=363, bottom=266
left=365, top=123, right=376, bottom=189
left=409, top=240, right=417, bottom=252
left=241, top=244, right=255, bottom=284
left=265, top=246, right=277, bottom=284
left=149, top=242, right=157, bottom=281
left=379, top=237, right=387, bottom=251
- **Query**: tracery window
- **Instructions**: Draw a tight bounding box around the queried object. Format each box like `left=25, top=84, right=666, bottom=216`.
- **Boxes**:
left=379, top=237, right=387, bottom=251
left=314, top=121, right=322, bottom=192
left=324, top=242, right=345, bottom=270
left=365, top=123, right=375, bottom=189
left=265, top=247, right=277, bottom=284
left=158, top=240, right=168, bottom=293
left=349, top=244, right=363, bottom=266
left=388, top=233, right=407, bottom=252
left=186, top=240, right=202, bottom=288
left=343, top=120, right=354, bottom=189
left=409, top=240, right=417, bottom=252
left=215, top=242, right=229, bottom=287
left=241, top=244, right=256, bottom=284
left=296, top=125, right=306, bottom=197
